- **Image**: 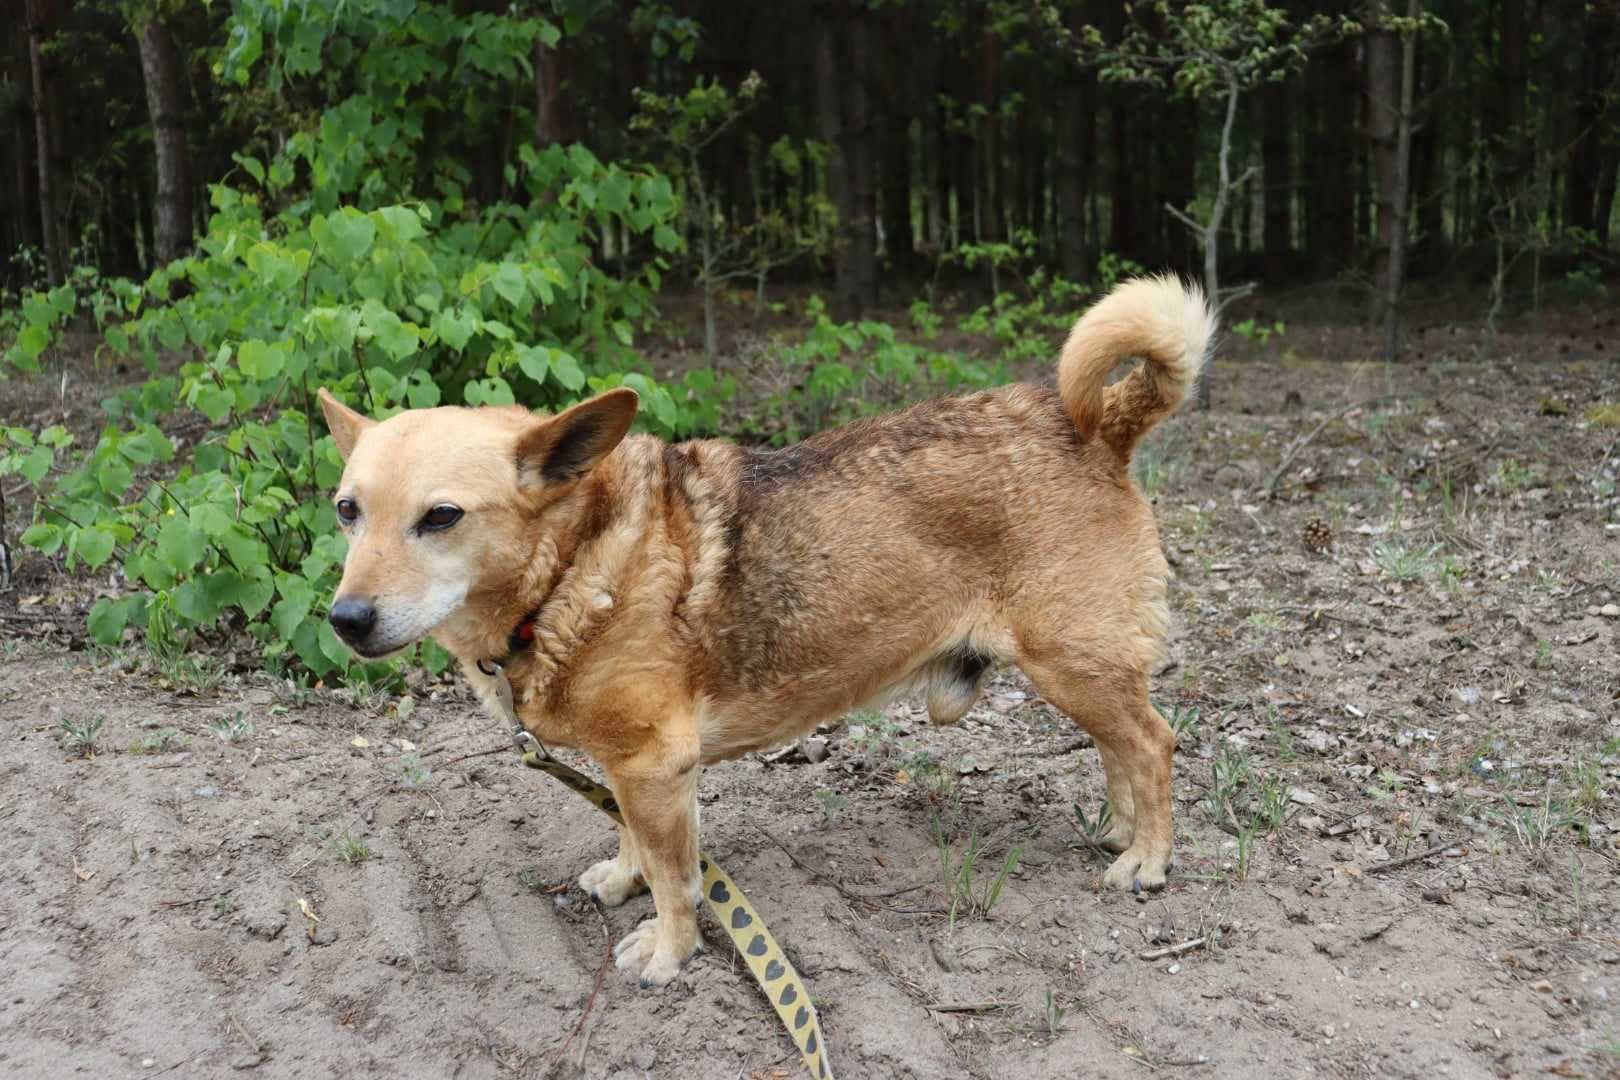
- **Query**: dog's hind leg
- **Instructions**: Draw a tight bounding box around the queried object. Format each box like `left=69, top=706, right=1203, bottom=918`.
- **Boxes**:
left=579, top=824, right=647, bottom=906
left=1019, top=664, right=1174, bottom=892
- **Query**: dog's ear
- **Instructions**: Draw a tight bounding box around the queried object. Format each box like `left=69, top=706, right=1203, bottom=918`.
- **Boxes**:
left=318, top=389, right=376, bottom=461
left=516, top=388, right=639, bottom=487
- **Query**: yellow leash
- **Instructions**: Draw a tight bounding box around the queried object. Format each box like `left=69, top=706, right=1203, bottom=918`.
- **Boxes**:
left=490, top=674, right=832, bottom=1080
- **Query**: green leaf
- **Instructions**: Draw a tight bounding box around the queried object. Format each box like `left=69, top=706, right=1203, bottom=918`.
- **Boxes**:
left=551, top=351, right=585, bottom=391
left=155, top=517, right=207, bottom=575
left=361, top=300, right=419, bottom=361
left=321, top=208, right=377, bottom=265
left=514, top=344, right=550, bottom=386
left=492, top=263, right=528, bottom=308
left=75, top=527, right=116, bottom=569
left=653, top=224, right=681, bottom=253
left=432, top=307, right=476, bottom=351
left=97, top=456, right=133, bottom=496
left=18, top=324, right=49, bottom=360
left=21, top=523, right=63, bottom=554
left=18, top=445, right=52, bottom=484
left=238, top=339, right=285, bottom=380
left=271, top=576, right=315, bottom=642
left=88, top=595, right=144, bottom=645
left=194, top=386, right=236, bottom=422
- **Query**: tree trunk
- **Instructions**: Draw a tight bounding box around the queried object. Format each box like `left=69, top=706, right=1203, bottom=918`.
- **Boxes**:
left=1381, top=0, right=1420, bottom=364
left=978, top=24, right=1003, bottom=244
left=137, top=17, right=194, bottom=265
left=882, top=113, right=913, bottom=266
left=843, top=10, right=877, bottom=313
left=1309, top=41, right=1357, bottom=277
left=25, top=0, right=63, bottom=284
left=1563, top=8, right=1616, bottom=236
left=1261, top=77, right=1293, bottom=279
left=1365, top=1, right=1401, bottom=323
left=534, top=38, right=564, bottom=146
left=814, top=3, right=859, bottom=319
left=1056, top=69, right=1094, bottom=279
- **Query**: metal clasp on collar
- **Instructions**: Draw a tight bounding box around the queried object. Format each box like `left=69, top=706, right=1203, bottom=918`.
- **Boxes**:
left=512, top=727, right=542, bottom=756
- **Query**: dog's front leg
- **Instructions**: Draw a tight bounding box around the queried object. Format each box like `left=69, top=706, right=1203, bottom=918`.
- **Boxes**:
left=605, top=756, right=702, bottom=987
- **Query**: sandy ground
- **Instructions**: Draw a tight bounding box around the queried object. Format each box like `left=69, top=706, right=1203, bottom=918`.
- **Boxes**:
left=1, top=315, right=1618, bottom=1079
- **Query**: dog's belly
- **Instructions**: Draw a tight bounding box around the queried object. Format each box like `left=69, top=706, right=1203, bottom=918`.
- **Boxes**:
left=696, top=636, right=1003, bottom=763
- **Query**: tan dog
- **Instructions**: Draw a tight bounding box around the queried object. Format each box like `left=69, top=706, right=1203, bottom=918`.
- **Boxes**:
left=318, top=275, right=1214, bottom=986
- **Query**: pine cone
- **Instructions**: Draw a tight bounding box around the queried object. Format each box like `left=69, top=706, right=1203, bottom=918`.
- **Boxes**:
left=1302, top=517, right=1333, bottom=554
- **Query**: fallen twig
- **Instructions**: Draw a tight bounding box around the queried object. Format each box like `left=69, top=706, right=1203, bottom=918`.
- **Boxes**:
left=547, top=900, right=612, bottom=1073
left=1365, top=841, right=1456, bottom=875
left=1263, top=395, right=1399, bottom=496
left=927, top=1001, right=1011, bottom=1014
left=1138, top=936, right=1209, bottom=962
left=749, top=821, right=925, bottom=904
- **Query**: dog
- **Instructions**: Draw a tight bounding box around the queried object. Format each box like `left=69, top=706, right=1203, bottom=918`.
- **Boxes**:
left=318, top=274, right=1214, bottom=986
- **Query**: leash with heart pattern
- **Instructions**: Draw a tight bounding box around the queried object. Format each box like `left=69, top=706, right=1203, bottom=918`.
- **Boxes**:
left=489, top=669, right=832, bottom=1080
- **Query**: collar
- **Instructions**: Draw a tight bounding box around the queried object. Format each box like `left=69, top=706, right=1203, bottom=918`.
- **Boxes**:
left=476, top=610, right=539, bottom=676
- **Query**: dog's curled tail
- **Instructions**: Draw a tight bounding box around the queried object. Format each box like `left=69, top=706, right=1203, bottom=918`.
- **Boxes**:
left=1057, top=274, right=1215, bottom=459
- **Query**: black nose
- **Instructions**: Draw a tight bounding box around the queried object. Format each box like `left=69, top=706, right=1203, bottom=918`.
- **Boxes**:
left=328, top=597, right=377, bottom=644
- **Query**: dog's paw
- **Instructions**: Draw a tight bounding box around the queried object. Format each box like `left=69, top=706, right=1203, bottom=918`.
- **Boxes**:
left=1102, top=848, right=1171, bottom=894
left=579, top=857, right=645, bottom=907
left=613, top=916, right=698, bottom=988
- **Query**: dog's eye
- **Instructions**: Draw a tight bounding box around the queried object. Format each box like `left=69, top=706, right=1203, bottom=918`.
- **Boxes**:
left=419, top=504, right=464, bottom=532
left=335, top=497, right=359, bottom=524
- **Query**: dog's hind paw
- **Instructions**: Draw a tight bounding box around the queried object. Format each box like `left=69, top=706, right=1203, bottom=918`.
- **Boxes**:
left=580, top=857, right=645, bottom=906
left=614, top=916, right=698, bottom=987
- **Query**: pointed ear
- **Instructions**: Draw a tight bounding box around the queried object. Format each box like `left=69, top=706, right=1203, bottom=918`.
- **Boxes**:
left=516, top=388, right=639, bottom=487
left=318, top=388, right=376, bottom=461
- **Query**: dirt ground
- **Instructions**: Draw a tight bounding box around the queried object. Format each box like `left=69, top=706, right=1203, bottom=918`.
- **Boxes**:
left=1, top=302, right=1618, bottom=1079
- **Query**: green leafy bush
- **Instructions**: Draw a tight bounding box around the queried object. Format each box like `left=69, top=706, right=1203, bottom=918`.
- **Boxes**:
left=0, top=1, right=715, bottom=681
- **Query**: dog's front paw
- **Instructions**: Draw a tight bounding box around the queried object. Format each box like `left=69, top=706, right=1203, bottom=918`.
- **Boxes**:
left=579, top=857, right=645, bottom=907
left=613, top=916, right=699, bottom=987
left=1102, top=847, right=1171, bottom=894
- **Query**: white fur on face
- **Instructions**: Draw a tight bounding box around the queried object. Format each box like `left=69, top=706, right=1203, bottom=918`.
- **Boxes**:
left=359, top=577, right=469, bottom=658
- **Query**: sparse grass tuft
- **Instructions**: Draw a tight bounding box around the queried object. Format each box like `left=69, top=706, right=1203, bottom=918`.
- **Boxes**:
left=334, top=833, right=372, bottom=864
left=1498, top=788, right=1575, bottom=867
left=127, top=728, right=184, bottom=754
left=1134, top=430, right=1189, bottom=497
left=935, top=819, right=1022, bottom=929
left=1372, top=541, right=1440, bottom=581
left=1044, top=989, right=1067, bottom=1037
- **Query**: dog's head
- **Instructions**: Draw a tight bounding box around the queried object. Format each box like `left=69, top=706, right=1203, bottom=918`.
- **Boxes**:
left=316, top=387, right=639, bottom=658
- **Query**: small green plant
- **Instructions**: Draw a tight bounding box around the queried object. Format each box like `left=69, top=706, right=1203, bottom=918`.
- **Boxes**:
left=1266, top=712, right=1296, bottom=761
left=1491, top=458, right=1540, bottom=493
left=814, top=788, right=848, bottom=822
left=398, top=752, right=431, bottom=790
left=1202, top=744, right=1252, bottom=828
left=59, top=715, right=106, bottom=758
left=1499, top=788, right=1574, bottom=867
left=1372, top=541, right=1440, bottom=581
left=1133, top=429, right=1188, bottom=497
left=334, top=833, right=372, bottom=864
left=1044, top=988, right=1067, bottom=1037
left=897, top=751, right=954, bottom=799
left=935, top=821, right=1023, bottom=929
left=211, top=712, right=253, bottom=743
left=128, top=728, right=183, bottom=754
left=1165, top=703, right=1201, bottom=741
left=1254, top=774, right=1290, bottom=834
left=1568, top=756, right=1606, bottom=816
left=1231, top=318, right=1286, bottom=347
left=1073, top=800, right=1115, bottom=848
left=212, top=893, right=237, bottom=918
